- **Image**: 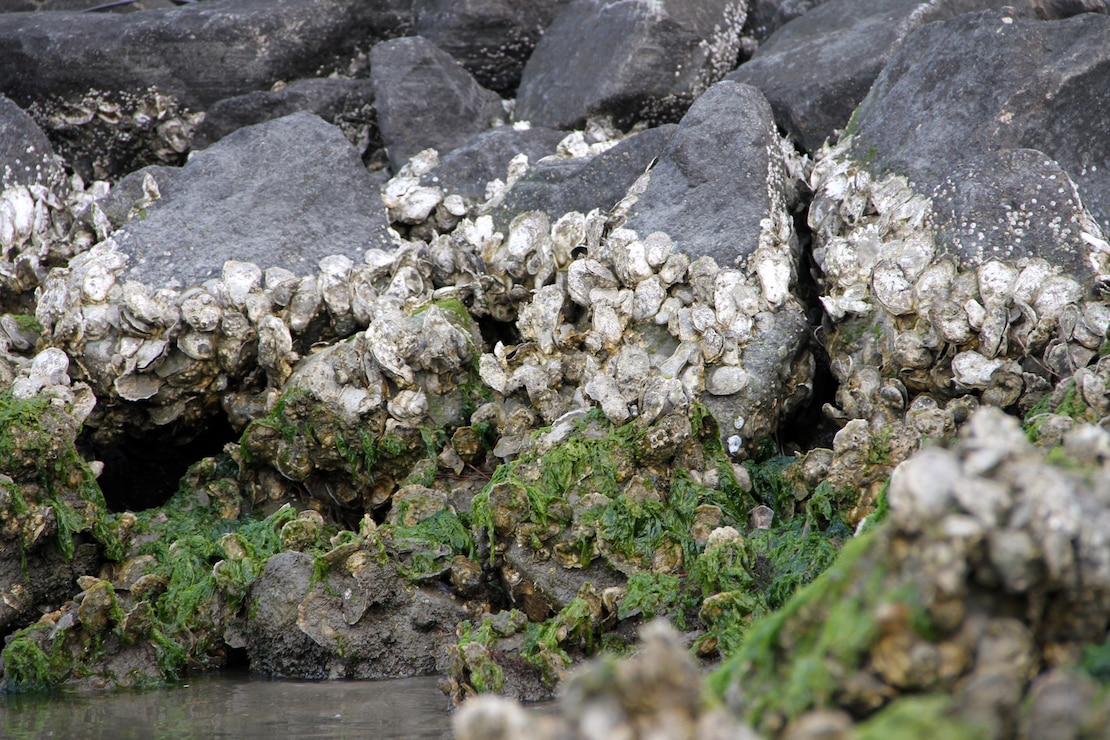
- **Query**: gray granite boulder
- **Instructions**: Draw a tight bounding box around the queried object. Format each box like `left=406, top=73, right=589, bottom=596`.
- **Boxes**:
left=412, top=0, right=573, bottom=96
left=113, top=111, right=393, bottom=287
left=850, top=8, right=1110, bottom=237
left=370, top=35, right=506, bottom=172
left=515, top=0, right=749, bottom=130
left=622, top=80, right=799, bottom=269
left=726, top=0, right=1025, bottom=152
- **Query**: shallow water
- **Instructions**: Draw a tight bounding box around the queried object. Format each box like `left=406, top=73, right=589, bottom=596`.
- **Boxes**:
left=0, top=673, right=453, bottom=739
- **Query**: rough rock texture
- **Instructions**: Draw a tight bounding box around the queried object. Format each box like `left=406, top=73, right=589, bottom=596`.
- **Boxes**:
left=421, top=124, right=568, bottom=204
left=370, top=35, right=506, bottom=172
left=0, top=363, right=111, bottom=636
left=809, top=9, right=1110, bottom=437
left=717, top=408, right=1110, bottom=737
left=726, top=0, right=1019, bottom=152
left=4, top=1, right=1110, bottom=732
left=0, top=0, right=411, bottom=178
left=0, top=93, right=66, bottom=190
left=622, top=81, right=799, bottom=269
left=191, top=78, right=379, bottom=159
left=113, top=111, right=393, bottom=287
left=515, top=0, right=749, bottom=130
left=247, top=549, right=466, bottom=679
left=412, top=0, right=573, bottom=96
left=849, top=8, right=1110, bottom=235
left=0, top=0, right=410, bottom=111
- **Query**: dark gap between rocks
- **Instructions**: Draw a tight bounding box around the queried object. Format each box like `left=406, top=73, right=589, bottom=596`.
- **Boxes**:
left=85, top=415, right=238, bottom=512
left=776, top=193, right=841, bottom=454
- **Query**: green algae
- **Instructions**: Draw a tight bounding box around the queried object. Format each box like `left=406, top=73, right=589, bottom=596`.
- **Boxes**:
left=521, top=593, right=602, bottom=686
left=1081, top=640, right=1110, bottom=684
left=708, top=528, right=888, bottom=728
left=854, top=694, right=986, bottom=740
left=380, top=506, right=475, bottom=582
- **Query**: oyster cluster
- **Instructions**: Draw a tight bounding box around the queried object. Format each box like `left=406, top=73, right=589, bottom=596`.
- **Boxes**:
left=1, top=171, right=110, bottom=307
left=724, top=407, right=1110, bottom=736
left=28, top=88, right=204, bottom=180
left=811, top=134, right=1110, bottom=426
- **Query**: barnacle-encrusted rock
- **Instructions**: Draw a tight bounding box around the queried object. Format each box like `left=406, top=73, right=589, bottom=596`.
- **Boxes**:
left=0, top=363, right=117, bottom=635
left=811, top=132, right=1110, bottom=428
left=713, top=407, right=1110, bottom=737
left=454, top=621, right=759, bottom=740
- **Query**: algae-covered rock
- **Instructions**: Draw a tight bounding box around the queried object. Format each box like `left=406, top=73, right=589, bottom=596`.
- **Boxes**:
left=712, top=407, right=1110, bottom=736
left=0, top=381, right=121, bottom=637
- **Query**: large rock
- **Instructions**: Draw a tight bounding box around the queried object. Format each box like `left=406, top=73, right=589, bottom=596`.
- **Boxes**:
left=247, top=549, right=466, bottom=679
left=515, top=0, right=749, bottom=130
left=622, top=80, right=798, bottom=269
left=0, top=0, right=410, bottom=177
left=370, top=35, right=506, bottom=172
left=113, top=111, right=393, bottom=287
left=808, top=10, right=1110, bottom=428
left=412, top=0, right=573, bottom=96
left=850, top=7, right=1110, bottom=236
left=726, top=0, right=1024, bottom=152
left=0, top=0, right=409, bottom=111
left=492, top=124, right=677, bottom=231
left=192, top=78, right=378, bottom=157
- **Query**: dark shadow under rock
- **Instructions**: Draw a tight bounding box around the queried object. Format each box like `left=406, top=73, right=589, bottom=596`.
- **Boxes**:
left=412, top=0, right=573, bottom=96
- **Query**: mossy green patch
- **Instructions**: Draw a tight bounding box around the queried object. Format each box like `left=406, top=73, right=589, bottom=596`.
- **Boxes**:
left=708, top=528, right=892, bottom=730
left=127, top=459, right=333, bottom=679
left=521, top=594, right=602, bottom=686
left=855, top=694, right=986, bottom=740
left=380, top=507, right=475, bottom=582
left=1081, top=640, right=1110, bottom=684
left=0, top=391, right=123, bottom=562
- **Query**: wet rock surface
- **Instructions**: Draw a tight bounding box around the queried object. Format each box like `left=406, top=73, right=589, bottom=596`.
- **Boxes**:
left=2, top=2, right=1110, bottom=737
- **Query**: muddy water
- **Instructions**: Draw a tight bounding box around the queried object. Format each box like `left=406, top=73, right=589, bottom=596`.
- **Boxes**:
left=0, top=673, right=453, bottom=739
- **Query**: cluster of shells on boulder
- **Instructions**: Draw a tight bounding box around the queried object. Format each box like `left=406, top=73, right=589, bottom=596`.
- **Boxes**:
left=785, top=134, right=1110, bottom=521
left=459, top=147, right=813, bottom=459
left=28, top=88, right=205, bottom=180
left=811, top=134, right=1110, bottom=425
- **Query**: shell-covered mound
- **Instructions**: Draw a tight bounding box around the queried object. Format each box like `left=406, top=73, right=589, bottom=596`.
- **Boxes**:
left=453, top=407, right=1110, bottom=737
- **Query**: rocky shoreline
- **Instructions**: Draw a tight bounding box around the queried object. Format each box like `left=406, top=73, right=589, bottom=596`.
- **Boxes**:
left=2, top=0, right=1110, bottom=737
